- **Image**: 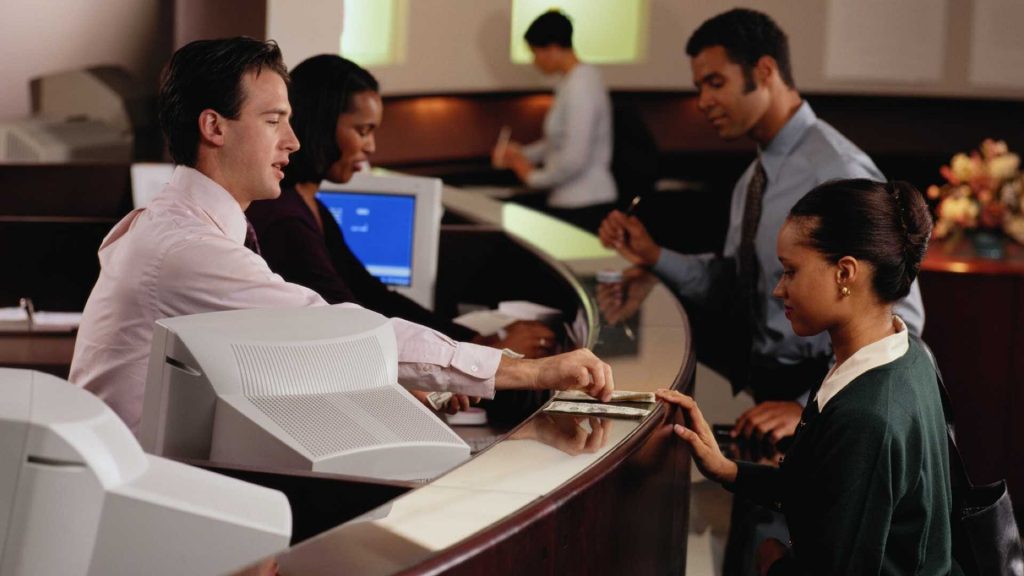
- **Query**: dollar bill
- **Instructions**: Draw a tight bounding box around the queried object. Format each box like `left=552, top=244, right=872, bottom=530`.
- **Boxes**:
left=426, top=391, right=453, bottom=411
left=544, top=401, right=652, bottom=418
left=552, top=390, right=656, bottom=403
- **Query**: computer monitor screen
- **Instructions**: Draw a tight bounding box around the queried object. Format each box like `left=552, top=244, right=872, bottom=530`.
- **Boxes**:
left=317, top=191, right=416, bottom=287
left=316, top=172, right=443, bottom=310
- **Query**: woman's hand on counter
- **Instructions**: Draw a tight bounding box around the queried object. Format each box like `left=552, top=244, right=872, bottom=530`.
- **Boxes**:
left=496, top=348, right=614, bottom=401
left=656, top=389, right=738, bottom=484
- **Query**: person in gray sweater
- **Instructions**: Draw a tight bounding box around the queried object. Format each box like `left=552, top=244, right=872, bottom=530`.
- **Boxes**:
left=493, top=10, right=616, bottom=232
left=658, top=179, right=954, bottom=575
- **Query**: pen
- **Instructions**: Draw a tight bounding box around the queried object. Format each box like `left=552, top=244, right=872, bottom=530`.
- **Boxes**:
left=624, top=194, right=642, bottom=216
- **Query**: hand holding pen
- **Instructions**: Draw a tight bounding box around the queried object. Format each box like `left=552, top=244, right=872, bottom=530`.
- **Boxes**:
left=597, top=198, right=662, bottom=267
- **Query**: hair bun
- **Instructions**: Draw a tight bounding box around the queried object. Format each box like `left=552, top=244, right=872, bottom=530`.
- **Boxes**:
left=887, top=181, right=932, bottom=291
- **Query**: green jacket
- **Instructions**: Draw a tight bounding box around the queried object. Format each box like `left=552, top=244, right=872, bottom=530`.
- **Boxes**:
left=733, top=339, right=953, bottom=575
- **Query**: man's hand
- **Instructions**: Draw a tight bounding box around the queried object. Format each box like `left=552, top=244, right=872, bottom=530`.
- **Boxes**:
left=733, top=401, right=803, bottom=445
left=597, top=210, right=661, bottom=267
left=756, top=538, right=790, bottom=576
left=410, top=389, right=474, bottom=415
left=657, top=389, right=738, bottom=484
left=497, top=348, right=614, bottom=401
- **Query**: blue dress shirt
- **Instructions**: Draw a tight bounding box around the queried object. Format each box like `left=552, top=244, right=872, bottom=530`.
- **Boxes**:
left=653, top=102, right=925, bottom=368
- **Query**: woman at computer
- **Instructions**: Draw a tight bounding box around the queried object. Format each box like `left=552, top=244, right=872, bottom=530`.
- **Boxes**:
left=246, top=55, right=556, bottom=374
left=657, top=180, right=954, bottom=574
left=490, top=10, right=617, bottom=232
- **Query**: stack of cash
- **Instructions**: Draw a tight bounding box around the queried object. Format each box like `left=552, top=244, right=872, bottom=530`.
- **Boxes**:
left=552, top=390, right=656, bottom=403
left=543, top=401, right=652, bottom=419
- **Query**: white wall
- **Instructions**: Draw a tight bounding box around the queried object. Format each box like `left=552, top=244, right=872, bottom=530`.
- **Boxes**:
left=270, top=0, right=1022, bottom=101
left=0, top=0, right=1019, bottom=122
left=0, top=0, right=169, bottom=121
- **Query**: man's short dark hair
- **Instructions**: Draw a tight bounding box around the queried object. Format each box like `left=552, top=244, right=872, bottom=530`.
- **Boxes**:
left=158, top=37, right=289, bottom=167
left=685, top=8, right=795, bottom=91
left=524, top=10, right=573, bottom=49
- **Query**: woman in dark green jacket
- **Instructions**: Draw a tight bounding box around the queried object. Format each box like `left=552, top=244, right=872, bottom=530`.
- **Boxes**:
left=659, top=179, right=954, bottom=575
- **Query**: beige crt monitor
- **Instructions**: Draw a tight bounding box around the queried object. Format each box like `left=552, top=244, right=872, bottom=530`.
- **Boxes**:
left=0, top=369, right=290, bottom=576
left=138, top=305, right=470, bottom=481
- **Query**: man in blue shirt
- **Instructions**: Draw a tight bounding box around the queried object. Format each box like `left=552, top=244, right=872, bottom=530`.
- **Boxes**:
left=599, top=8, right=925, bottom=443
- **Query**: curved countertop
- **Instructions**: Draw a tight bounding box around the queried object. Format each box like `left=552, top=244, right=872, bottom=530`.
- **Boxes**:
left=244, top=187, right=696, bottom=575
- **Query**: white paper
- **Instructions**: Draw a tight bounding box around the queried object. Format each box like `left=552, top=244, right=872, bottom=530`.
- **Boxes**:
left=824, top=0, right=945, bottom=82
left=31, top=311, right=83, bottom=332
left=497, top=300, right=562, bottom=322
left=452, top=310, right=517, bottom=336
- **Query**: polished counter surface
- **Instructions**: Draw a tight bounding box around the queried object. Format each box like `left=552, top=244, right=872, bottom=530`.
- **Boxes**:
left=255, top=187, right=695, bottom=575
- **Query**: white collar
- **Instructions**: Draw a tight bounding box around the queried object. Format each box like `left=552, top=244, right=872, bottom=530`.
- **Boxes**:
left=814, top=316, right=909, bottom=410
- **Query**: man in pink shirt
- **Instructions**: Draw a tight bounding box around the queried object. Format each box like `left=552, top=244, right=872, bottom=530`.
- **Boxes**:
left=70, top=37, right=613, bottom=431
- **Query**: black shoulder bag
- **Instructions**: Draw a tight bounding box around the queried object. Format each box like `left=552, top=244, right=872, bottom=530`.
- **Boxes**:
left=930, top=348, right=1024, bottom=576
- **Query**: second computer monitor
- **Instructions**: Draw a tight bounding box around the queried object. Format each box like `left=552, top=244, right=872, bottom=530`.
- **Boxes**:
left=317, top=172, right=443, bottom=311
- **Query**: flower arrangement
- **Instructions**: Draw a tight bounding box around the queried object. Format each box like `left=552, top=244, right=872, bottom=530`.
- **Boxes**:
left=927, top=139, right=1024, bottom=245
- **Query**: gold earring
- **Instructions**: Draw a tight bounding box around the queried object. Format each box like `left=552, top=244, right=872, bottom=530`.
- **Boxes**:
left=841, top=285, right=851, bottom=297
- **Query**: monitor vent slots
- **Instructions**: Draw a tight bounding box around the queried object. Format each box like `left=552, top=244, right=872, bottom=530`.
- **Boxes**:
left=232, top=337, right=388, bottom=396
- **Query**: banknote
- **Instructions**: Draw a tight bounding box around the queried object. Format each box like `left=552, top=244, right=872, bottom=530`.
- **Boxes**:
left=543, top=401, right=652, bottom=418
left=552, top=390, right=656, bottom=403
left=426, top=391, right=453, bottom=411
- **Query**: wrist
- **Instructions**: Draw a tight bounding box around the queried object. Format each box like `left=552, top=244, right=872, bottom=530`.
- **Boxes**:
left=643, top=245, right=662, bottom=268
left=495, top=356, right=538, bottom=391
left=720, top=460, right=739, bottom=484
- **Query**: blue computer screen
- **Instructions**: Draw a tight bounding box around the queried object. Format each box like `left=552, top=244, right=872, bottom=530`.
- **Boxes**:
left=316, top=191, right=416, bottom=287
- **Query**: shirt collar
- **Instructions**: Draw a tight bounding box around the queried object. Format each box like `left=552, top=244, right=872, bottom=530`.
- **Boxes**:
left=814, top=315, right=909, bottom=410
left=170, top=165, right=249, bottom=245
left=759, top=100, right=815, bottom=184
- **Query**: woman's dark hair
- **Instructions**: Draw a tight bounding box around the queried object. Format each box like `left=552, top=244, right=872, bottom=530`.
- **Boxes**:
left=159, top=37, right=289, bottom=167
left=283, top=55, right=379, bottom=186
left=524, top=10, right=573, bottom=49
left=685, top=8, right=795, bottom=91
left=789, top=179, right=932, bottom=303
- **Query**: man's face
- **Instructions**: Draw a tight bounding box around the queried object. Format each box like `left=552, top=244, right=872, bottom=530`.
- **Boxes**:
left=530, top=45, right=560, bottom=75
left=690, top=45, right=770, bottom=141
left=219, top=70, right=300, bottom=205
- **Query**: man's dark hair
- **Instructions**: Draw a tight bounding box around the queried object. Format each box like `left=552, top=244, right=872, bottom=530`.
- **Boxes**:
left=789, top=179, right=932, bottom=303
left=685, top=8, right=795, bottom=91
left=158, top=37, right=289, bottom=167
left=524, top=10, right=573, bottom=49
left=284, top=55, right=379, bottom=186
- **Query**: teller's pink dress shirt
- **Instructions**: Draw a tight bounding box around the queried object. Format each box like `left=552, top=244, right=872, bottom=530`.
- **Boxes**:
left=70, top=166, right=501, bottom=431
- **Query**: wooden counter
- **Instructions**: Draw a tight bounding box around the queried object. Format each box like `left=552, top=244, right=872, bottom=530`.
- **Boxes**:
left=919, top=235, right=1024, bottom=527
left=230, top=187, right=697, bottom=575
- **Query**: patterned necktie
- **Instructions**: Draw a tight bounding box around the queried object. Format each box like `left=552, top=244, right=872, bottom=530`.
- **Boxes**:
left=243, top=219, right=262, bottom=255
left=729, top=159, right=767, bottom=393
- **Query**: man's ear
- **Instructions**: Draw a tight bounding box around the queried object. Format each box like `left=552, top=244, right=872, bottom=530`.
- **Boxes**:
left=197, top=109, right=226, bottom=147
left=754, top=55, right=777, bottom=86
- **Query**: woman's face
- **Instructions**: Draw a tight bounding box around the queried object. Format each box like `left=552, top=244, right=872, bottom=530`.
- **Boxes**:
left=326, top=90, right=383, bottom=184
left=771, top=219, right=843, bottom=337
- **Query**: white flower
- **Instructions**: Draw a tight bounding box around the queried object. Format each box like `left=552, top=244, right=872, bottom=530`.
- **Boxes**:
left=987, top=153, right=1020, bottom=181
